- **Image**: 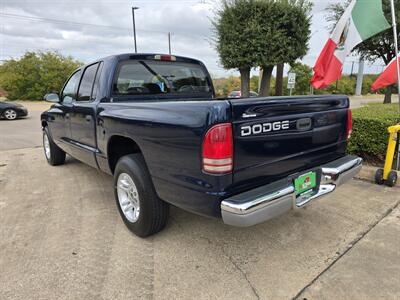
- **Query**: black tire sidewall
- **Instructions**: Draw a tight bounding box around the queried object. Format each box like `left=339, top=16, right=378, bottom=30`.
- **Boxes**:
left=114, top=154, right=161, bottom=237
left=387, top=171, right=398, bottom=187
left=375, top=169, right=384, bottom=185
left=43, top=127, right=65, bottom=166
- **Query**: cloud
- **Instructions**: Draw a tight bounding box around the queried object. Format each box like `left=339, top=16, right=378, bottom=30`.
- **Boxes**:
left=2, top=0, right=372, bottom=77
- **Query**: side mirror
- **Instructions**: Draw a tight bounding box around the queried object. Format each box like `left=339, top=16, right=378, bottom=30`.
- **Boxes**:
left=44, top=93, right=60, bottom=103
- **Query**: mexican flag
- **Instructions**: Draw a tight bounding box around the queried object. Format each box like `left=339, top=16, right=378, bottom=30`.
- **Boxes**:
left=311, top=0, right=390, bottom=89
left=371, top=55, right=400, bottom=90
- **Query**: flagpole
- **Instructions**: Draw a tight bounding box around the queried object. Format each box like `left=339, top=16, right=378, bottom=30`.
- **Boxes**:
left=390, top=0, right=400, bottom=113
left=390, top=0, right=400, bottom=171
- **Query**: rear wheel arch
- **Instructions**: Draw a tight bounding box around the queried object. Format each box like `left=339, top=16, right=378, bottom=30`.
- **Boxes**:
left=107, top=135, right=144, bottom=174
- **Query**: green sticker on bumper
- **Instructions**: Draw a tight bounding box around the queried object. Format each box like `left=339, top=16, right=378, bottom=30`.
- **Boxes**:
left=294, top=172, right=316, bottom=194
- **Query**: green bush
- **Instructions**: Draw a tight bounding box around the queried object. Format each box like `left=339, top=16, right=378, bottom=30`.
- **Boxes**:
left=348, top=103, right=399, bottom=161
left=0, top=51, right=82, bottom=100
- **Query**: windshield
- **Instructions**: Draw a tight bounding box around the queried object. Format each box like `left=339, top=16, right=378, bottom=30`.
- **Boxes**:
left=113, top=60, right=212, bottom=96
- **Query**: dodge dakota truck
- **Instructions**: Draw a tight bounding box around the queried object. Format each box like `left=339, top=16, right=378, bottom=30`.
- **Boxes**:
left=41, top=53, right=362, bottom=237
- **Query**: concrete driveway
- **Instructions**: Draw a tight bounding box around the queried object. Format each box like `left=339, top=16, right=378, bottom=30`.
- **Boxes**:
left=0, top=101, right=399, bottom=299
left=0, top=102, right=50, bottom=151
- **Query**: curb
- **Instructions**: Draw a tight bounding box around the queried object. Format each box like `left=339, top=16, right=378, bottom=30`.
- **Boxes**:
left=355, top=165, right=400, bottom=187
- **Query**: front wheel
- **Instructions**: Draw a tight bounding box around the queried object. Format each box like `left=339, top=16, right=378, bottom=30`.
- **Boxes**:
left=43, top=127, right=66, bottom=166
left=114, top=154, right=169, bottom=237
left=3, top=109, right=18, bottom=120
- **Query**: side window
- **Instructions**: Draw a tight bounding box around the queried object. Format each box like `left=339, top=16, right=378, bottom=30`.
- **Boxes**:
left=77, top=63, right=99, bottom=101
left=91, top=62, right=103, bottom=100
left=62, top=70, right=82, bottom=104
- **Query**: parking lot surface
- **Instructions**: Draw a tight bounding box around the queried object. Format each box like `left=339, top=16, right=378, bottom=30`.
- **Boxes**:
left=0, top=101, right=399, bottom=299
left=0, top=102, right=50, bottom=151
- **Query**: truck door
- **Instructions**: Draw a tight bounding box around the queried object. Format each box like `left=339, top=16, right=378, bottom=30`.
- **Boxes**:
left=69, top=62, right=101, bottom=168
left=49, top=70, right=82, bottom=151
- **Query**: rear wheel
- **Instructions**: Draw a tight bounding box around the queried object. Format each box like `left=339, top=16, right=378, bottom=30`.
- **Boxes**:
left=114, top=154, right=169, bottom=237
left=43, top=127, right=66, bottom=166
left=374, top=168, right=384, bottom=185
left=386, top=171, right=398, bottom=187
left=3, top=109, right=18, bottom=120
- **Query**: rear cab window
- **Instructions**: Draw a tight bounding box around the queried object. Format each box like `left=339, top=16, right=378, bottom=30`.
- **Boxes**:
left=77, top=63, right=99, bottom=102
left=112, top=59, right=213, bottom=99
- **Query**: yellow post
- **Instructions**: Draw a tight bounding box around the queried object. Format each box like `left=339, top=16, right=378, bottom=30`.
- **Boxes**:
left=383, top=124, right=400, bottom=180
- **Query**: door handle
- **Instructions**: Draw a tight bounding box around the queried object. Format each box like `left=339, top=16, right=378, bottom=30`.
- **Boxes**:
left=85, top=115, right=92, bottom=122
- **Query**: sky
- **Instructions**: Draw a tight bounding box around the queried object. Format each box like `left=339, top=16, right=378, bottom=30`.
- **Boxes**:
left=0, top=0, right=387, bottom=77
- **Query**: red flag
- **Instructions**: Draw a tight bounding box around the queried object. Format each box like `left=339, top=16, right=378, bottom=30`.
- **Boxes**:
left=311, top=40, right=343, bottom=89
left=371, top=56, right=400, bottom=91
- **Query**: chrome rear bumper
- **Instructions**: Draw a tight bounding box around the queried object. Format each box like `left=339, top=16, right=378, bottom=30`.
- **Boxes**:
left=221, top=155, right=362, bottom=227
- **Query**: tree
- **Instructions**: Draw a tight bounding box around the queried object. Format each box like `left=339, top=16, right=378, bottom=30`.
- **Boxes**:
left=258, top=0, right=312, bottom=96
left=213, top=0, right=311, bottom=97
left=0, top=51, right=82, bottom=100
left=288, top=62, right=312, bottom=95
left=213, top=76, right=241, bottom=97
left=213, top=0, right=261, bottom=97
left=275, top=63, right=284, bottom=96
left=325, top=0, right=398, bottom=103
left=213, top=75, right=259, bottom=97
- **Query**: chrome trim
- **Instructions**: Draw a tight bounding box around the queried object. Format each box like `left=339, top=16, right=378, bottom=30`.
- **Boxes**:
left=242, top=113, right=257, bottom=118
left=221, top=156, right=362, bottom=226
left=221, top=186, right=294, bottom=214
left=295, top=184, right=335, bottom=207
left=321, top=157, right=363, bottom=183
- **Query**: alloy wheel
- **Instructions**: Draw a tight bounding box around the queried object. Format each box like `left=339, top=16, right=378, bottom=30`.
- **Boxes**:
left=117, top=172, right=141, bottom=223
left=43, top=133, right=51, bottom=160
left=4, top=109, right=17, bottom=120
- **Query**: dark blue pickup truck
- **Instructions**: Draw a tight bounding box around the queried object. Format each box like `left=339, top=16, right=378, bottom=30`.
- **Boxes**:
left=41, top=53, right=362, bottom=237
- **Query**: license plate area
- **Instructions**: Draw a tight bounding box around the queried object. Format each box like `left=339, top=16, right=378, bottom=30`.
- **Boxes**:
left=294, top=171, right=318, bottom=207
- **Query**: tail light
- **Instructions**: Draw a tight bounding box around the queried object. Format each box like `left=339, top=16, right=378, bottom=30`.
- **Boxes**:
left=154, top=55, right=176, bottom=61
left=202, top=123, right=233, bottom=174
left=346, top=109, right=352, bottom=140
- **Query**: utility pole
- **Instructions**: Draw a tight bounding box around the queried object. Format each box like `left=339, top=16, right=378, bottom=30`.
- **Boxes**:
left=355, top=59, right=364, bottom=96
left=350, top=61, right=355, bottom=77
left=168, top=32, right=171, bottom=55
left=132, top=6, right=139, bottom=53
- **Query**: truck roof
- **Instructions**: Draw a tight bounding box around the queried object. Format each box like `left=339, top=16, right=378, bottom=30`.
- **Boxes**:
left=90, top=53, right=205, bottom=67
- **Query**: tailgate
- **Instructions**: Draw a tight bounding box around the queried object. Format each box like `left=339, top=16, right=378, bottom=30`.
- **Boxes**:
left=230, top=95, right=350, bottom=191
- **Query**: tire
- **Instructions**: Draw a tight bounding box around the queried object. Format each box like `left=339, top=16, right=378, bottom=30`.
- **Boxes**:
left=3, top=109, right=18, bottom=120
left=114, top=154, right=169, bottom=237
left=386, top=171, right=398, bottom=187
left=374, top=168, right=384, bottom=185
left=43, top=127, right=66, bottom=166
